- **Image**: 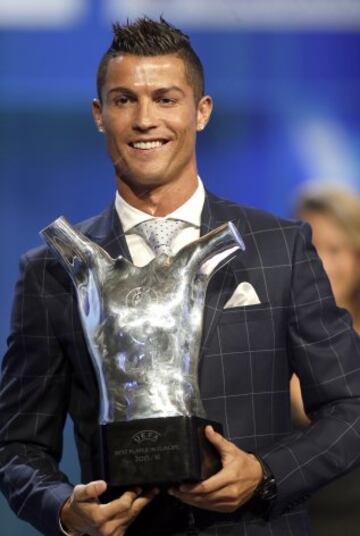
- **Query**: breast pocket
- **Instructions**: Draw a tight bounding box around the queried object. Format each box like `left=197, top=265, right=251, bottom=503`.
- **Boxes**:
left=220, top=302, right=270, bottom=322
left=201, top=303, right=283, bottom=402
left=218, top=303, right=277, bottom=353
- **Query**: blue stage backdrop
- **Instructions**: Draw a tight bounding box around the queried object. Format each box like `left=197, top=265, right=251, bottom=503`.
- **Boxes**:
left=1, top=1, right=360, bottom=534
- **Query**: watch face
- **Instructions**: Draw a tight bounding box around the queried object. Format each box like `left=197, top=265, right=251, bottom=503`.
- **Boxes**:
left=258, top=476, right=277, bottom=501
left=254, top=460, right=277, bottom=501
left=250, top=452, right=277, bottom=502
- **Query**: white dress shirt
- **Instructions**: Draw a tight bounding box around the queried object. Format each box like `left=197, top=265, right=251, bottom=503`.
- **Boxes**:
left=115, top=178, right=205, bottom=267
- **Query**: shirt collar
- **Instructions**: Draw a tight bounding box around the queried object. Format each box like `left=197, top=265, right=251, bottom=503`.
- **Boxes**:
left=115, top=177, right=205, bottom=233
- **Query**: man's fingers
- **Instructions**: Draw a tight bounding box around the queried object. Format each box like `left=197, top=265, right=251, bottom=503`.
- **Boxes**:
left=171, top=462, right=238, bottom=496
left=176, top=473, right=225, bottom=495
left=172, top=495, right=241, bottom=513
left=97, top=488, right=158, bottom=534
left=169, top=426, right=230, bottom=497
left=99, top=488, right=142, bottom=519
left=131, top=488, right=159, bottom=517
left=72, top=480, right=107, bottom=503
left=106, top=487, right=158, bottom=520
left=63, top=484, right=155, bottom=536
left=170, top=472, right=229, bottom=497
left=205, top=426, right=234, bottom=457
left=169, top=484, right=250, bottom=513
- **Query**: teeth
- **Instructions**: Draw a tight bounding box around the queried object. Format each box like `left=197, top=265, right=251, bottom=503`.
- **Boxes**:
left=132, top=140, right=164, bottom=150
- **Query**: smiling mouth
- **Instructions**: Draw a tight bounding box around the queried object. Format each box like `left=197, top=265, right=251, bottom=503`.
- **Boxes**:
left=129, top=140, right=169, bottom=150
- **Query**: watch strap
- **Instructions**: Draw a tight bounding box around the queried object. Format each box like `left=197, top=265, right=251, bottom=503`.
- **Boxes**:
left=248, top=452, right=277, bottom=518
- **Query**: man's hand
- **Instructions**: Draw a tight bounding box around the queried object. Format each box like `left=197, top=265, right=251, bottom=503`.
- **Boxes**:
left=169, top=425, right=262, bottom=513
left=60, top=480, right=158, bottom=536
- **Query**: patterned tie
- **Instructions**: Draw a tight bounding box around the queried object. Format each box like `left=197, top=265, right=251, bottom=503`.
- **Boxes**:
left=132, top=218, right=187, bottom=256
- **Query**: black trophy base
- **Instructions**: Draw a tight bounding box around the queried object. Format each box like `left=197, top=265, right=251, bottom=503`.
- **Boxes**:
left=99, top=416, right=222, bottom=500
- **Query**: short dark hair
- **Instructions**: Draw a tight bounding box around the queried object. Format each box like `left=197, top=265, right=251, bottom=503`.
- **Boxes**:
left=96, top=17, right=205, bottom=103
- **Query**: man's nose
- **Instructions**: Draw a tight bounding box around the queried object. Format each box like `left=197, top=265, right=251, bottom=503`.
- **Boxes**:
left=133, top=100, right=157, bottom=131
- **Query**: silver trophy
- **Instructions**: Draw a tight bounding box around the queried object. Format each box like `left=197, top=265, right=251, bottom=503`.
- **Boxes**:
left=41, top=217, right=245, bottom=490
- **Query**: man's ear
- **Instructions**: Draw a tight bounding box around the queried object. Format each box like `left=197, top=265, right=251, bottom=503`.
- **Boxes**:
left=196, top=95, right=213, bottom=132
left=92, top=98, right=104, bottom=133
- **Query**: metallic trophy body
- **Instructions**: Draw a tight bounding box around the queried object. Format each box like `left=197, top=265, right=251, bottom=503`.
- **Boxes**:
left=41, top=217, right=245, bottom=489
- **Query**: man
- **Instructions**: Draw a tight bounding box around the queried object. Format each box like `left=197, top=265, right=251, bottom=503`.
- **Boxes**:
left=1, top=17, right=360, bottom=536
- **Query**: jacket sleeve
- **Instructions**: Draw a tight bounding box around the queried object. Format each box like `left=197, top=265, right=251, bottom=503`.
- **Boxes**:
left=258, top=222, right=360, bottom=516
left=0, top=252, right=74, bottom=535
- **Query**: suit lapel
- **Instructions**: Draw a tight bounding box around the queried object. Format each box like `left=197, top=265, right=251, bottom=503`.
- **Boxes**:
left=200, top=192, right=246, bottom=350
left=87, top=202, right=132, bottom=261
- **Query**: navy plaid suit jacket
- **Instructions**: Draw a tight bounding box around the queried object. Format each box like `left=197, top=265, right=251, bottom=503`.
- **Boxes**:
left=1, top=191, right=360, bottom=535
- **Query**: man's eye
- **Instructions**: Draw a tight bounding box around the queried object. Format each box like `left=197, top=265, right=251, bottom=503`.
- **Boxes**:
left=114, top=96, right=132, bottom=105
left=158, top=97, right=176, bottom=105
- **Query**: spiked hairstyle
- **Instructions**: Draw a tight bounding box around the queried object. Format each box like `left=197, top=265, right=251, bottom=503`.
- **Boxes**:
left=96, top=17, right=205, bottom=103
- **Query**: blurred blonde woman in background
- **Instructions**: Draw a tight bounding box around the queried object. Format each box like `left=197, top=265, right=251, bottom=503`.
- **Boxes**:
left=290, top=185, right=360, bottom=535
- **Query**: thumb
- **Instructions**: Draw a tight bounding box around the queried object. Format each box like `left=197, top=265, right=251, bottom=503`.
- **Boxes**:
left=73, top=480, right=107, bottom=503
left=204, top=425, right=234, bottom=460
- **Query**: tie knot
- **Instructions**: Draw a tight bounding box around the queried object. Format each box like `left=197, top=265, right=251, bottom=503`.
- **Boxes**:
left=132, top=218, right=187, bottom=256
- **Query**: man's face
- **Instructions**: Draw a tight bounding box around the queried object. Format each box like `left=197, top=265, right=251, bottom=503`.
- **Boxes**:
left=93, top=54, right=212, bottom=190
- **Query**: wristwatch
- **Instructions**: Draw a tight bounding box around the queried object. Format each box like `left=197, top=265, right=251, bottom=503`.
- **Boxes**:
left=249, top=452, right=277, bottom=517
left=252, top=454, right=277, bottom=501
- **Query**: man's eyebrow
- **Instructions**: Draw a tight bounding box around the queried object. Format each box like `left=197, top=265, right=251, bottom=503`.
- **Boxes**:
left=106, top=85, right=186, bottom=97
left=107, top=86, right=136, bottom=97
left=153, top=86, right=185, bottom=96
